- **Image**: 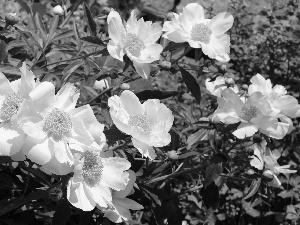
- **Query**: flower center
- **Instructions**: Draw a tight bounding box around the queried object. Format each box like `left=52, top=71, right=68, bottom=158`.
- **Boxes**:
left=239, top=105, right=263, bottom=122
left=0, top=93, right=23, bottom=120
left=190, top=23, right=212, bottom=44
left=82, top=150, right=103, bottom=186
left=123, top=33, right=145, bottom=57
left=267, top=92, right=279, bottom=103
left=43, top=108, right=72, bottom=137
left=128, top=114, right=151, bottom=134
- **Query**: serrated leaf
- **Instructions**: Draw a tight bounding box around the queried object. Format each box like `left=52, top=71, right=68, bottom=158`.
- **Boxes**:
left=15, top=0, right=31, bottom=14
left=0, top=40, right=7, bottom=63
left=135, top=90, right=178, bottom=101
left=179, top=67, right=201, bottom=104
left=62, top=61, right=83, bottom=82
left=48, top=15, right=60, bottom=41
left=205, top=163, right=223, bottom=188
left=52, top=199, right=71, bottom=225
left=244, top=178, right=261, bottom=200
left=83, top=3, right=97, bottom=37
left=80, top=36, right=104, bottom=46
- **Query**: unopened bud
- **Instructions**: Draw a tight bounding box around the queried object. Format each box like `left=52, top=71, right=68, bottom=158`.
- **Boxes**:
left=49, top=187, right=63, bottom=202
left=166, top=12, right=175, bottom=20
left=120, top=83, right=130, bottom=90
left=242, top=84, right=248, bottom=90
left=159, top=61, right=172, bottom=70
left=263, top=170, right=274, bottom=182
left=53, top=5, right=64, bottom=15
left=220, top=64, right=227, bottom=73
left=247, top=169, right=255, bottom=175
left=225, top=77, right=235, bottom=85
left=167, top=150, right=179, bottom=160
left=204, top=59, right=211, bottom=67
left=246, top=148, right=254, bottom=156
left=5, top=12, right=19, bottom=25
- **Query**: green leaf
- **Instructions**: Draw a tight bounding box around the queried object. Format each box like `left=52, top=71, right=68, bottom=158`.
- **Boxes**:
left=15, top=0, right=31, bottom=14
left=204, top=163, right=223, bottom=188
left=34, top=13, right=47, bottom=43
left=135, top=90, right=178, bottom=101
left=163, top=42, right=189, bottom=52
left=48, top=15, right=60, bottom=41
left=80, top=36, right=104, bottom=46
left=244, top=178, right=261, bottom=200
left=200, top=182, right=220, bottom=210
left=83, top=3, right=97, bottom=37
left=62, top=61, right=83, bottom=82
left=179, top=67, right=201, bottom=104
left=52, top=199, right=71, bottom=225
left=52, top=30, right=74, bottom=42
left=103, top=126, right=130, bottom=143
left=195, top=48, right=203, bottom=61
left=0, top=40, right=7, bottom=63
left=152, top=199, right=183, bottom=225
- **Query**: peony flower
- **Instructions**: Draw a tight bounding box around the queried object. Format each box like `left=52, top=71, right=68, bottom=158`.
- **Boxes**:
left=205, top=76, right=238, bottom=97
left=108, top=90, right=174, bottom=160
left=16, top=82, right=104, bottom=175
left=162, top=3, right=234, bottom=62
left=250, top=140, right=296, bottom=187
left=248, top=74, right=300, bottom=132
left=213, top=88, right=289, bottom=139
left=67, top=148, right=131, bottom=211
left=0, top=62, right=39, bottom=160
left=103, top=170, right=143, bottom=223
left=107, top=10, right=163, bottom=79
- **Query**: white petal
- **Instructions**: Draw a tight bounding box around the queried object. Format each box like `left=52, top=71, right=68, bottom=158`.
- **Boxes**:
left=133, top=61, right=150, bottom=79
left=209, top=12, right=234, bottom=35
left=232, top=122, right=259, bottom=139
left=55, top=83, right=79, bottom=112
left=120, top=90, right=144, bottom=116
left=132, top=138, right=157, bottom=160
left=107, top=40, right=125, bottom=62
left=0, top=71, right=14, bottom=95
left=140, top=44, right=163, bottom=63
left=114, top=170, right=136, bottom=198
left=107, top=11, right=124, bottom=43
left=114, top=198, right=144, bottom=210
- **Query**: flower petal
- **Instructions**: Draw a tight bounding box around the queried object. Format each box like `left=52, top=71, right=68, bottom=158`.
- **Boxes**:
left=120, top=90, right=144, bottom=116
left=142, top=22, right=162, bottom=44
left=55, top=83, right=79, bottom=112
left=209, top=12, right=234, bottom=35
left=132, top=138, right=157, bottom=160
left=88, top=182, right=111, bottom=207
left=133, top=61, right=150, bottom=79
left=184, top=3, right=205, bottom=23
left=115, top=198, right=144, bottom=210
left=140, top=44, right=163, bottom=63
left=102, top=157, right=130, bottom=191
left=107, top=40, right=125, bottom=62
left=232, top=122, right=259, bottom=139
left=104, top=209, right=123, bottom=223
left=42, top=156, right=73, bottom=175
left=0, top=71, right=14, bottom=95
left=114, top=170, right=136, bottom=198
left=23, top=137, right=53, bottom=165
left=107, top=11, right=124, bottom=43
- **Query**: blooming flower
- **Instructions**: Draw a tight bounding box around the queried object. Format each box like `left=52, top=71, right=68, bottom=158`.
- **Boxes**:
left=107, top=10, right=163, bottom=79
left=0, top=62, right=39, bottom=160
left=103, top=170, right=143, bottom=223
left=16, top=82, right=103, bottom=175
left=213, top=88, right=289, bottom=139
left=162, top=3, right=234, bottom=62
left=108, top=90, right=174, bottom=160
left=205, top=76, right=238, bottom=97
left=248, top=73, right=300, bottom=132
left=250, top=140, right=296, bottom=187
left=67, top=148, right=131, bottom=211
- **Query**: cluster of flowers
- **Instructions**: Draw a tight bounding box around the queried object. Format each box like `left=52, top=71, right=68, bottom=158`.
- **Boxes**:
left=0, top=63, right=174, bottom=222
left=207, top=74, right=300, bottom=139
left=107, top=3, right=234, bottom=78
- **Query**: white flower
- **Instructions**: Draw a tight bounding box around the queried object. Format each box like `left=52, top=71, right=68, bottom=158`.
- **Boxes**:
left=16, top=82, right=103, bottom=175
left=108, top=90, right=174, bottom=160
left=103, top=170, right=143, bottom=223
left=205, top=76, right=238, bottom=97
left=162, top=3, right=234, bottom=62
left=107, top=10, right=163, bottom=79
left=0, top=62, right=39, bottom=160
left=67, top=149, right=131, bottom=211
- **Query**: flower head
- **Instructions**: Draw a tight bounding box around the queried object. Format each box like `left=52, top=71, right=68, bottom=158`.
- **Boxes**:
left=162, top=3, right=234, bottom=62
left=17, top=82, right=104, bottom=175
left=0, top=62, right=39, bottom=160
left=107, top=10, right=163, bottom=79
left=213, top=88, right=289, bottom=139
left=108, top=90, right=174, bottom=160
left=67, top=148, right=131, bottom=211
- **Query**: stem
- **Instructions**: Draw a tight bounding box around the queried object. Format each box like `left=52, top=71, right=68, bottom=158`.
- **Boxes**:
left=41, top=49, right=103, bottom=68
left=21, top=162, right=33, bottom=198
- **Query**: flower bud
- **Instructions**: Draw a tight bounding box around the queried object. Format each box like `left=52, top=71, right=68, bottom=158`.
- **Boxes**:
left=159, top=61, right=172, bottom=70
left=5, top=12, right=19, bottom=25
left=49, top=187, right=63, bottom=202
left=166, top=12, right=175, bottom=20
left=94, top=79, right=109, bottom=91
left=220, top=64, right=227, bottom=73
left=246, top=148, right=254, bottom=156
left=120, top=83, right=130, bottom=90
left=53, top=5, right=64, bottom=15
left=204, top=59, right=211, bottom=67
left=263, top=170, right=274, bottom=182
left=242, top=84, right=248, bottom=90
left=167, top=150, right=179, bottom=160
left=225, top=77, right=235, bottom=86
left=247, top=169, right=255, bottom=175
